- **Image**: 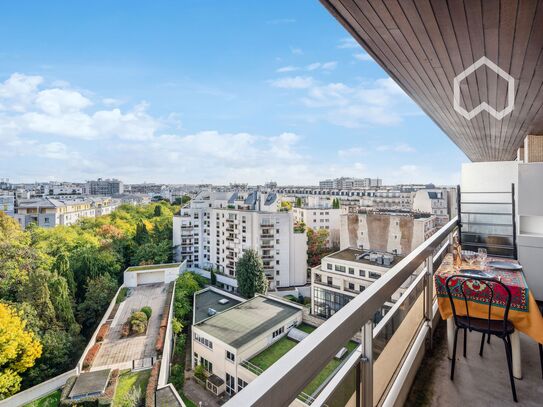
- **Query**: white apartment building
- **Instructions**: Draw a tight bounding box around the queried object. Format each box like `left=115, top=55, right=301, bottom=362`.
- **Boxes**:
left=319, top=177, right=382, bottom=189
left=292, top=207, right=346, bottom=247
left=311, top=248, right=404, bottom=319
left=412, top=189, right=449, bottom=226
left=14, top=197, right=119, bottom=229
left=191, top=288, right=303, bottom=399
left=173, top=190, right=308, bottom=290
left=340, top=211, right=437, bottom=255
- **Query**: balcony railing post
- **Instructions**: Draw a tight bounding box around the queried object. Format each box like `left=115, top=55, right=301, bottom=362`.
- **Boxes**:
left=424, top=255, right=434, bottom=349
left=358, top=320, right=373, bottom=407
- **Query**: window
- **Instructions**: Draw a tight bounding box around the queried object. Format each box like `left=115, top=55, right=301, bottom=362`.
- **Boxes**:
left=348, top=283, right=355, bottom=290
left=369, top=271, right=381, bottom=279
left=199, top=356, right=213, bottom=373
left=272, top=326, right=285, bottom=339
left=193, top=352, right=199, bottom=367
left=314, top=273, right=321, bottom=283
left=327, top=263, right=332, bottom=270
left=327, top=276, right=333, bottom=286
left=226, top=373, right=236, bottom=395
left=276, top=260, right=280, bottom=265
left=194, top=333, right=213, bottom=349
left=334, top=265, right=346, bottom=273
left=348, top=267, right=354, bottom=275
left=312, top=286, right=353, bottom=319
left=238, top=378, right=248, bottom=392
left=360, top=285, right=365, bottom=292
left=226, top=350, right=235, bottom=362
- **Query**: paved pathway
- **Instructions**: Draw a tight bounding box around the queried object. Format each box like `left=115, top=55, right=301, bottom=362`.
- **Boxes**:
left=92, top=283, right=168, bottom=370
left=184, top=375, right=222, bottom=407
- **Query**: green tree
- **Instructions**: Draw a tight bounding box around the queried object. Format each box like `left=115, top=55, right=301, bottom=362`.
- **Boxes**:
left=236, top=249, right=268, bottom=298
left=17, top=269, right=56, bottom=330
left=210, top=269, right=217, bottom=285
left=295, top=197, right=302, bottom=208
left=332, top=198, right=340, bottom=209
left=77, top=274, right=118, bottom=333
left=48, top=274, right=78, bottom=333
left=131, top=240, right=171, bottom=266
left=153, top=205, right=162, bottom=217
left=53, top=252, right=76, bottom=299
left=134, top=221, right=150, bottom=245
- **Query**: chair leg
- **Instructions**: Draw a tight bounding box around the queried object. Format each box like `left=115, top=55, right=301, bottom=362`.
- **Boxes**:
left=503, top=336, right=518, bottom=403
left=463, top=328, right=467, bottom=357
left=487, top=334, right=491, bottom=344
left=479, top=333, right=486, bottom=357
left=539, top=343, right=543, bottom=380
left=451, top=327, right=459, bottom=380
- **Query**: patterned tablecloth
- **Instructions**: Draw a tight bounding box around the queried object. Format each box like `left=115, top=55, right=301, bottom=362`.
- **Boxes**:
left=435, top=253, right=543, bottom=344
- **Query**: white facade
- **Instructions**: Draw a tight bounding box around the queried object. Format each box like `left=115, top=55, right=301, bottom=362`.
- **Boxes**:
left=0, top=191, right=15, bottom=217
left=292, top=207, right=346, bottom=247
left=311, top=248, right=404, bottom=319
left=173, top=190, right=308, bottom=289
left=123, top=262, right=185, bottom=288
left=412, top=189, right=449, bottom=226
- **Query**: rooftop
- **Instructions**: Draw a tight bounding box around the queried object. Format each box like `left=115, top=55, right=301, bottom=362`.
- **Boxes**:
left=193, top=288, right=242, bottom=324
left=195, top=295, right=301, bottom=348
left=69, top=369, right=111, bottom=399
left=125, top=263, right=181, bottom=272
left=326, top=247, right=402, bottom=268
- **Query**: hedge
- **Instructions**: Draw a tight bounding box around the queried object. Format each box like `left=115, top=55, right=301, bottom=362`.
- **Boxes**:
left=83, top=343, right=102, bottom=370
left=96, top=323, right=110, bottom=342
left=145, top=360, right=161, bottom=407
left=141, top=306, right=152, bottom=320
left=155, top=326, right=166, bottom=354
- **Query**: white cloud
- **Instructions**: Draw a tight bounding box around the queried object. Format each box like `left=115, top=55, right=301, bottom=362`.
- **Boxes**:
left=290, top=47, right=303, bottom=55
left=338, top=147, right=365, bottom=158
left=306, top=61, right=337, bottom=71
left=276, top=66, right=299, bottom=73
left=337, top=38, right=358, bottom=49
left=269, top=76, right=314, bottom=89
left=0, top=73, right=43, bottom=112
left=321, top=61, right=338, bottom=70
left=35, top=88, right=92, bottom=115
left=376, top=143, right=416, bottom=153
left=353, top=52, right=373, bottom=62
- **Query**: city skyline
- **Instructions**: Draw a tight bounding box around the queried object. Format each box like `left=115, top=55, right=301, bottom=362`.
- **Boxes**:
left=0, top=1, right=466, bottom=185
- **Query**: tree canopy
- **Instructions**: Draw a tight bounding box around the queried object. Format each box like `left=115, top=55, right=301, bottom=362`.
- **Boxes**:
left=236, top=249, right=268, bottom=298
left=0, top=201, right=178, bottom=393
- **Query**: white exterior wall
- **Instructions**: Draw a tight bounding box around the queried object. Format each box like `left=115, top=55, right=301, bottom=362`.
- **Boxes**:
left=293, top=207, right=345, bottom=247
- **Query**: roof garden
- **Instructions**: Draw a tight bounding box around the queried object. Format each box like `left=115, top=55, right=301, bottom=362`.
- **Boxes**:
left=125, top=262, right=181, bottom=272
left=247, top=324, right=359, bottom=399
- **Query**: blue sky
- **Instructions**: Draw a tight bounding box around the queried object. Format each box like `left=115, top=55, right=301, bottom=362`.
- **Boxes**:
left=0, top=0, right=467, bottom=185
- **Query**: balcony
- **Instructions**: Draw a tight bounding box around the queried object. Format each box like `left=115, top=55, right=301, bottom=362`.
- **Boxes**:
left=261, top=234, right=274, bottom=239
left=224, top=218, right=457, bottom=406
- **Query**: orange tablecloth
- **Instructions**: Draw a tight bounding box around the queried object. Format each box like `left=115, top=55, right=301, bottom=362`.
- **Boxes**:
left=435, top=253, right=543, bottom=344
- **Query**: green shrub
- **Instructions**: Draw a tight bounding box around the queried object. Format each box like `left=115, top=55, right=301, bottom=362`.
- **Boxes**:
left=140, top=306, right=152, bottom=320
left=130, top=311, right=147, bottom=323
left=194, top=364, right=206, bottom=381
left=131, top=319, right=146, bottom=334
left=116, top=287, right=128, bottom=304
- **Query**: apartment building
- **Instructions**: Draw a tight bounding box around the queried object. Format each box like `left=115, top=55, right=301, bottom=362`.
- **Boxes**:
left=191, top=288, right=303, bottom=398
left=319, top=177, right=382, bottom=189
left=173, top=190, right=308, bottom=289
left=292, top=206, right=346, bottom=247
left=340, top=210, right=437, bottom=255
left=86, top=178, right=124, bottom=195
left=14, top=197, right=119, bottom=228
left=311, top=248, right=404, bottom=319
left=412, top=189, right=450, bottom=226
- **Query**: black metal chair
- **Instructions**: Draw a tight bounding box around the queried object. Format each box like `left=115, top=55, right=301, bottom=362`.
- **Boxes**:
left=445, top=274, right=517, bottom=402
left=537, top=300, right=543, bottom=380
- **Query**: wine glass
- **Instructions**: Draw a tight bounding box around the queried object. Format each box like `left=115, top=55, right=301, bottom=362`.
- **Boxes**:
left=463, top=250, right=477, bottom=267
left=478, top=248, right=488, bottom=269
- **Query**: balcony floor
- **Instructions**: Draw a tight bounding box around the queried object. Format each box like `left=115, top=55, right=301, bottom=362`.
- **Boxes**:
left=407, top=320, right=543, bottom=406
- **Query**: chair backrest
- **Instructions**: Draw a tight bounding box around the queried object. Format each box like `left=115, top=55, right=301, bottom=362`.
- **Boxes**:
left=445, top=274, right=512, bottom=334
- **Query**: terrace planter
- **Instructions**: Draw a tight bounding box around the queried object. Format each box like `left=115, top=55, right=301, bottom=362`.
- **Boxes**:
left=83, top=343, right=102, bottom=371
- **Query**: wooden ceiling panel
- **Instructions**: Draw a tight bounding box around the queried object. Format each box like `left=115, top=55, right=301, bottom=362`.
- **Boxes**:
left=320, top=0, right=543, bottom=161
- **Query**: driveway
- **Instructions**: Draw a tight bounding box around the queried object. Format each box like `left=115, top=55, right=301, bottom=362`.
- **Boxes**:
left=92, top=283, right=168, bottom=370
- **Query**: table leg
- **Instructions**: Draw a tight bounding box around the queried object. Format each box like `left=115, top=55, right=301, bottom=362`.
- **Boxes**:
left=510, top=330, right=522, bottom=379
left=447, top=317, right=454, bottom=359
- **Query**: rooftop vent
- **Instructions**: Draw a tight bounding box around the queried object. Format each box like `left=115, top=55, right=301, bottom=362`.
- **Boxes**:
left=218, top=298, right=229, bottom=305
left=207, top=308, right=217, bottom=316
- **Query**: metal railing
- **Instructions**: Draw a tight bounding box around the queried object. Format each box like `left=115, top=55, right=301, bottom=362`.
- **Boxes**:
left=224, top=217, right=457, bottom=407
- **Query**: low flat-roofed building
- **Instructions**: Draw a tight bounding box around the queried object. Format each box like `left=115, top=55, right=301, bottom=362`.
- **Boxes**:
left=191, top=292, right=303, bottom=398
left=69, top=369, right=111, bottom=400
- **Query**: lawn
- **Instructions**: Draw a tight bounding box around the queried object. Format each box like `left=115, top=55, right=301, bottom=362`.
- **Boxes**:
left=248, top=323, right=359, bottom=398
left=24, top=390, right=60, bottom=407
left=112, top=369, right=151, bottom=406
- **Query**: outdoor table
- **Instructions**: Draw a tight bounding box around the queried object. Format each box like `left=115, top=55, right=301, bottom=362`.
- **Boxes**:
left=434, top=253, right=543, bottom=379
